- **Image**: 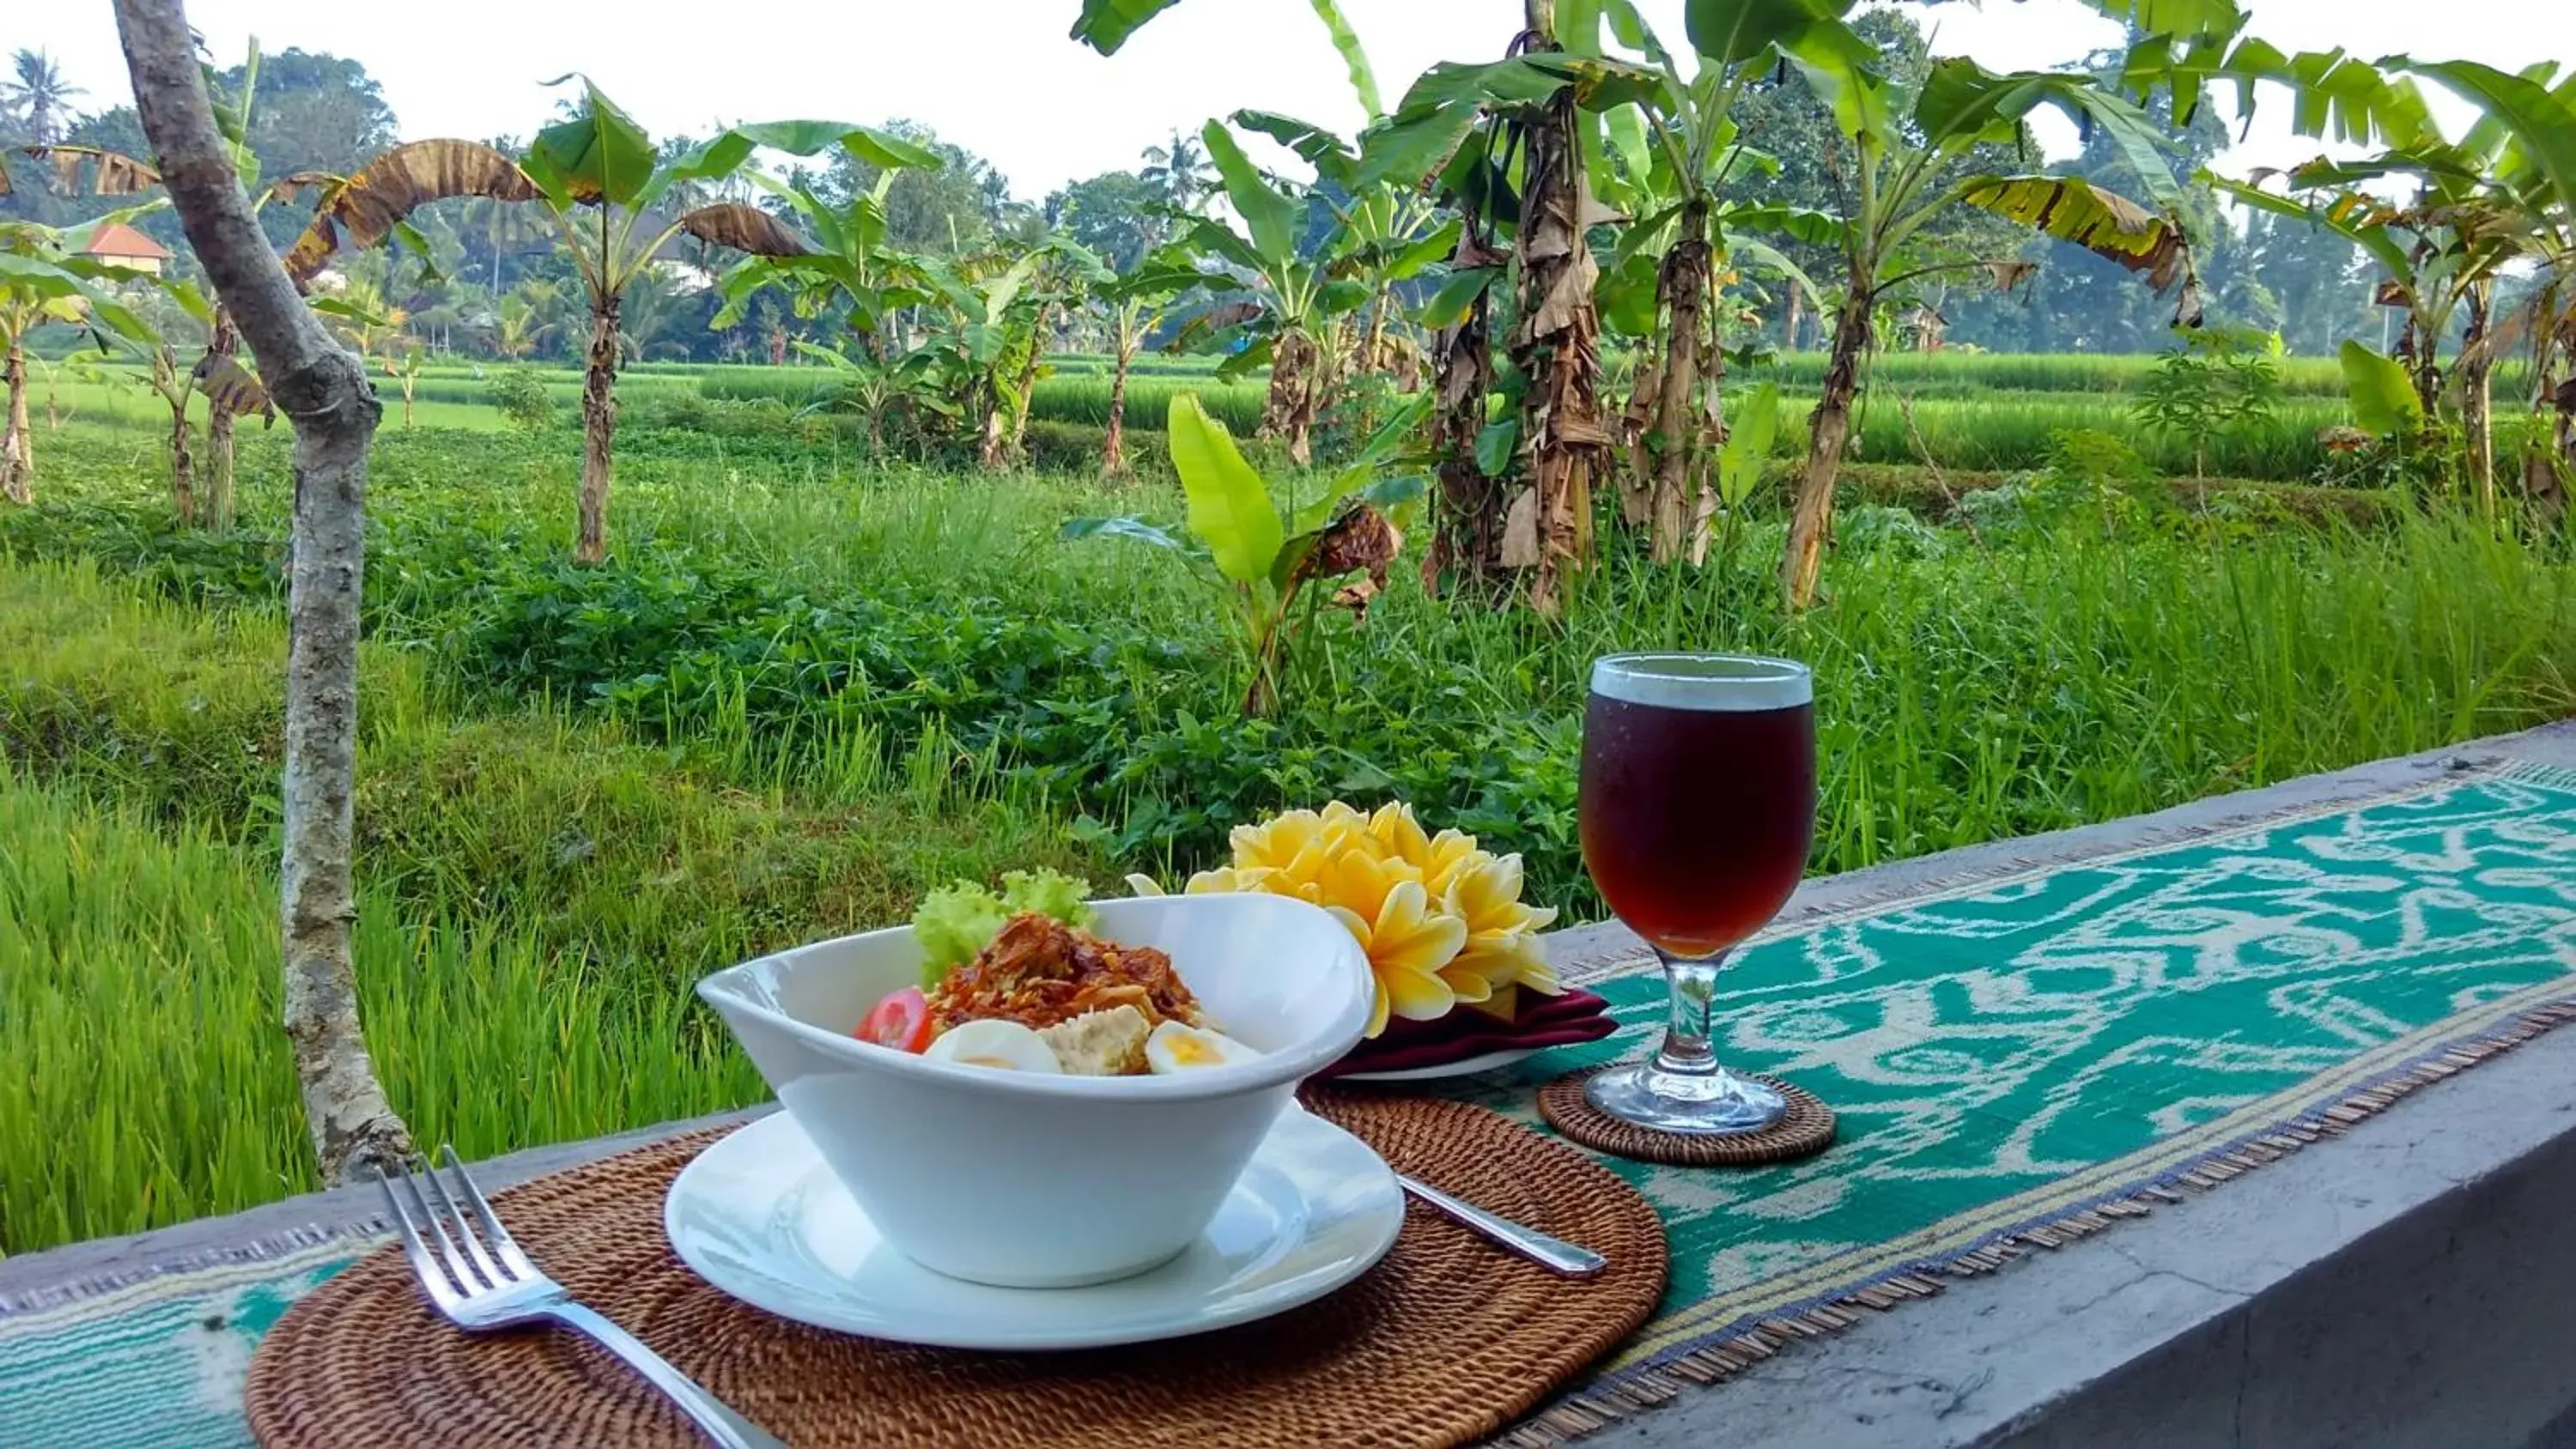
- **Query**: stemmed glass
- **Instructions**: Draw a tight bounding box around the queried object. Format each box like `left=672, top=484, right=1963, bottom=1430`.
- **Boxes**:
left=1578, top=653, right=1816, bottom=1135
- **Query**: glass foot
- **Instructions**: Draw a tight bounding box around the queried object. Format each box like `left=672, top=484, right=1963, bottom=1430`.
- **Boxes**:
left=1583, top=1063, right=1787, bottom=1136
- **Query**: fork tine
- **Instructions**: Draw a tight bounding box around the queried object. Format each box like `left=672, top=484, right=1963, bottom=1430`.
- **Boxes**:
left=376, top=1166, right=461, bottom=1312
left=397, top=1156, right=490, bottom=1294
left=441, top=1145, right=542, bottom=1280
left=423, top=1150, right=510, bottom=1288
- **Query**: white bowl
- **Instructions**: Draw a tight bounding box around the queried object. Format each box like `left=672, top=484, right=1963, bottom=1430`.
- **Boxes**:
left=696, top=893, right=1375, bottom=1288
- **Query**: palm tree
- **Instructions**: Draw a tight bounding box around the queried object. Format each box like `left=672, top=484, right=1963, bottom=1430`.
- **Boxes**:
left=1140, top=130, right=1217, bottom=214
left=2, top=51, right=85, bottom=146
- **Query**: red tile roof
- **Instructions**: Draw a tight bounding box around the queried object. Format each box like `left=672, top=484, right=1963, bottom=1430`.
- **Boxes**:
left=81, top=221, right=175, bottom=262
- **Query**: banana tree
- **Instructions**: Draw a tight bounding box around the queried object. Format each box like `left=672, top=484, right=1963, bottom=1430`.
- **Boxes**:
left=1555, top=0, right=1844, bottom=565
left=1357, top=11, right=1661, bottom=610
left=1171, top=119, right=1370, bottom=466
left=1770, top=52, right=2201, bottom=609
left=2211, top=151, right=2530, bottom=507
left=2391, top=60, right=2576, bottom=514
left=1091, top=254, right=1200, bottom=475
left=279, top=85, right=938, bottom=561
left=0, top=212, right=188, bottom=503
left=1062, top=391, right=1425, bottom=716
left=907, top=247, right=1048, bottom=463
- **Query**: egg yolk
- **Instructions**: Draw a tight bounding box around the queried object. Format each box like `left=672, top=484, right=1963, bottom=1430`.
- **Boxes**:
left=1167, top=1034, right=1219, bottom=1065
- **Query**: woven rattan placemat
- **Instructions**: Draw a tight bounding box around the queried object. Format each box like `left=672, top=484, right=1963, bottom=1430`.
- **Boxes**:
left=1538, top=1066, right=1836, bottom=1166
left=245, top=1092, right=1665, bottom=1448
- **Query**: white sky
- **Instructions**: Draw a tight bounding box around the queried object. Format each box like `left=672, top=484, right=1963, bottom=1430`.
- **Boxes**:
left=17, top=1, right=2574, bottom=198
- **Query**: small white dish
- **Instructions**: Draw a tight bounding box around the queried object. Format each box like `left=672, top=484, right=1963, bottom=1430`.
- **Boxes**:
left=667, top=1106, right=1403, bottom=1350
left=1335, top=1046, right=1540, bottom=1083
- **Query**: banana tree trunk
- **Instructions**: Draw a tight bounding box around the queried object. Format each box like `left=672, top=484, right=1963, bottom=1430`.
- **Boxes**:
left=1, top=337, right=28, bottom=504
left=204, top=306, right=239, bottom=529
left=2462, top=282, right=2494, bottom=515
left=1783, top=283, right=1803, bottom=352
left=1361, top=284, right=1390, bottom=375
left=1617, top=335, right=1660, bottom=530
left=1783, top=286, right=1871, bottom=611
left=1008, top=300, right=1051, bottom=455
left=1428, top=236, right=1504, bottom=598
left=1103, top=341, right=1132, bottom=476
left=1645, top=201, right=1711, bottom=566
left=575, top=300, right=619, bottom=565
left=1259, top=329, right=1320, bottom=466
left=1506, top=62, right=1611, bottom=615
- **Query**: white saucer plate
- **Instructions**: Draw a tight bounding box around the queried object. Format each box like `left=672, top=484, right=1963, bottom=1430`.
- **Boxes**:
left=665, top=1106, right=1403, bottom=1350
left=1336, top=1046, right=1539, bottom=1083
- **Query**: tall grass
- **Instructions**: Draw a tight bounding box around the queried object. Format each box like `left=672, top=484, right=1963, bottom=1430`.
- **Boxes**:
left=0, top=767, right=769, bottom=1250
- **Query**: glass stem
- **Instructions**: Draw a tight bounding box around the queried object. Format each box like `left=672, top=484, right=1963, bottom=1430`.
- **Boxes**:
left=1652, top=947, right=1728, bottom=1076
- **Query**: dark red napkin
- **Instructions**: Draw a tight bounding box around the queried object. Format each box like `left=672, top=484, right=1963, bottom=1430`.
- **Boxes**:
left=1318, top=986, right=1616, bottom=1079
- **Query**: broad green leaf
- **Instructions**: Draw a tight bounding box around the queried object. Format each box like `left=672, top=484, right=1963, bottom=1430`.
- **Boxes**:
left=526, top=80, right=656, bottom=209
left=1596, top=250, right=1662, bottom=337
left=1686, top=0, right=1844, bottom=65
left=1167, top=392, right=1285, bottom=585
left=1717, top=381, right=1780, bottom=506
left=1201, top=122, right=1303, bottom=264
left=1356, top=103, right=1485, bottom=191
left=1420, top=265, right=1500, bottom=329
left=1071, top=0, right=1184, bottom=54
left=1598, top=0, right=1675, bottom=66
left=1605, top=104, right=1656, bottom=191
left=1474, top=416, right=1520, bottom=476
left=2339, top=339, right=2423, bottom=435
left=1380, top=217, right=1465, bottom=282
left=2404, top=60, right=2576, bottom=224
left=1060, top=515, right=1212, bottom=565
left=1307, top=0, right=1385, bottom=119
left=1782, top=21, right=1891, bottom=142
left=1232, top=110, right=1359, bottom=191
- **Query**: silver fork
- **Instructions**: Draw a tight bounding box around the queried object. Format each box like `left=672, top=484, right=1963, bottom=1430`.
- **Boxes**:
left=378, top=1147, right=786, bottom=1449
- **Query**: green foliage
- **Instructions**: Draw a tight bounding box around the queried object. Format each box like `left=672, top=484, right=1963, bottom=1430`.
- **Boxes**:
left=2338, top=339, right=2425, bottom=437
left=488, top=364, right=556, bottom=432
left=2132, top=328, right=2285, bottom=476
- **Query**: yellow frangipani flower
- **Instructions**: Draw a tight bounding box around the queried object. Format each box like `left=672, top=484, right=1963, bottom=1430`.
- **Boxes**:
left=1131, top=800, right=1563, bottom=1037
left=1327, top=878, right=1466, bottom=1037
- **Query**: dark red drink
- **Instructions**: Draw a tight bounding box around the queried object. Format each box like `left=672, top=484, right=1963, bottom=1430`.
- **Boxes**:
left=1580, top=683, right=1815, bottom=958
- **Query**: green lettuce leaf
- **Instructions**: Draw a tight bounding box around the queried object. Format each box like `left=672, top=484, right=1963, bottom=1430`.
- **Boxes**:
left=911, top=869, right=1097, bottom=985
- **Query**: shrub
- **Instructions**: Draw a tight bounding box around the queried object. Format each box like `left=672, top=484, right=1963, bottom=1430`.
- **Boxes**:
left=489, top=365, right=556, bottom=432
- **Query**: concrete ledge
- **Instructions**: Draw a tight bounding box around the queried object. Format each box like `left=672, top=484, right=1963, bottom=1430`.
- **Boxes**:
left=9, top=723, right=2576, bottom=1448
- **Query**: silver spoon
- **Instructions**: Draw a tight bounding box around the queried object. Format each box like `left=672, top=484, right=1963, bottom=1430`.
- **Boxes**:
left=1397, top=1173, right=1608, bottom=1277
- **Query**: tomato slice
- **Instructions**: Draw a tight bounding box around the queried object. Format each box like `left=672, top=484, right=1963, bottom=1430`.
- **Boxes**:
left=856, top=985, right=933, bottom=1053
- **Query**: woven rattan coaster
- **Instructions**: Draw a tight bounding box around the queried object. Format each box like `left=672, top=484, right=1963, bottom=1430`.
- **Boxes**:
left=246, top=1093, right=1665, bottom=1449
left=1539, top=1065, right=1837, bottom=1166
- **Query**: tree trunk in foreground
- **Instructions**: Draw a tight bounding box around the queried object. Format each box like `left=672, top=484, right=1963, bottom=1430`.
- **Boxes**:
left=1783, top=287, right=1872, bottom=611
left=204, top=306, right=239, bottom=529
left=1, top=338, right=28, bottom=504
left=117, top=0, right=413, bottom=1187
left=1103, top=341, right=1132, bottom=476
left=576, top=299, right=619, bottom=564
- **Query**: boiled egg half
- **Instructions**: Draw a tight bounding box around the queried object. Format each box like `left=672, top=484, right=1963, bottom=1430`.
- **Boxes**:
left=1145, top=1021, right=1260, bottom=1074
left=924, top=1019, right=1063, bottom=1073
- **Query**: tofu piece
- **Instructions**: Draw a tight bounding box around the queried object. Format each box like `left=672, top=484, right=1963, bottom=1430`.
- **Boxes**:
left=1038, top=1004, right=1152, bottom=1076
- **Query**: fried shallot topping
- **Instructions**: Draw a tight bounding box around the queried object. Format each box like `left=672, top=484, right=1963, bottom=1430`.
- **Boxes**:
left=927, top=912, right=1205, bottom=1034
